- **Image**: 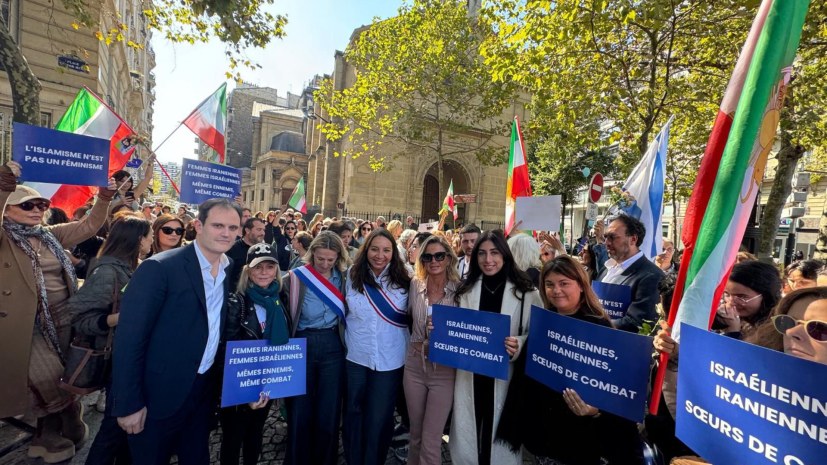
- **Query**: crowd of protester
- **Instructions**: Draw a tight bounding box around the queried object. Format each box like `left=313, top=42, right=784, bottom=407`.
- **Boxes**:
left=3, top=158, right=827, bottom=465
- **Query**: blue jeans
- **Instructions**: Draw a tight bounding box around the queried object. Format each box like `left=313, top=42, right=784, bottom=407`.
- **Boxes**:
left=343, top=360, right=404, bottom=465
left=285, top=328, right=345, bottom=465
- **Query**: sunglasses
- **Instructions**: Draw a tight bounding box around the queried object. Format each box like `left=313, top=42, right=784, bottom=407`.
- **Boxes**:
left=160, top=227, right=184, bottom=236
left=772, top=314, right=827, bottom=342
left=17, top=201, right=51, bottom=212
left=421, top=252, right=447, bottom=263
left=286, top=226, right=297, bottom=231
left=361, top=227, right=372, bottom=231
left=602, top=233, right=627, bottom=242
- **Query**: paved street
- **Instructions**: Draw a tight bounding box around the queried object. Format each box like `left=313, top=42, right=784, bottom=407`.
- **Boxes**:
left=1, top=392, right=532, bottom=465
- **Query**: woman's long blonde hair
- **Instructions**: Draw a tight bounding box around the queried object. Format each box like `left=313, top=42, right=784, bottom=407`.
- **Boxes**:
left=415, top=235, right=460, bottom=283
left=304, top=231, right=352, bottom=273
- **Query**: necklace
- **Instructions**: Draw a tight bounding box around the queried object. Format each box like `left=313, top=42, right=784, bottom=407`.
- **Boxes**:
left=483, top=280, right=504, bottom=294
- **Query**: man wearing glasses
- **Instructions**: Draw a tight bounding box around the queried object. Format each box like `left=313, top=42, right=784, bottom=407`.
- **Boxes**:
left=597, top=214, right=664, bottom=332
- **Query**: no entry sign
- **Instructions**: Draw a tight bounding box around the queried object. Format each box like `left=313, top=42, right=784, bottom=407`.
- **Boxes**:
left=589, top=173, right=604, bottom=203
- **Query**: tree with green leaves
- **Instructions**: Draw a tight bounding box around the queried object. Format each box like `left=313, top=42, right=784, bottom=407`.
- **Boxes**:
left=316, top=0, right=519, bottom=198
left=0, top=0, right=286, bottom=125
left=756, top=1, right=827, bottom=261
left=526, top=126, right=616, bottom=240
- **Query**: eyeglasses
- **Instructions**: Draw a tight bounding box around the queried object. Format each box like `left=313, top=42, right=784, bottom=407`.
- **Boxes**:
left=722, top=291, right=762, bottom=306
left=602, top=233, right=626, bottom=242
left=421, top=252, right=447, bottom=263
left=160, top=227, right=184, bottom=236
left=16, top=201, right=51, bottom=212
left=772, top=314, right=827, bottom=342
left=664, top=247, right=675, bottom=253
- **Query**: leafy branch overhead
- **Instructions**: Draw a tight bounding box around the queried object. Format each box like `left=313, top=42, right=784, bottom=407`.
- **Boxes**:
left=65, top=0, right=287, bottom=82
left=316, top=0, right=519, bottom=185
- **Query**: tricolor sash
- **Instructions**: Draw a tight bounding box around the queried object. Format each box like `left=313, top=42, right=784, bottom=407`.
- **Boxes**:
left=292, top=264, right=347, bottom=326
left=365, top=283, right=407, bottom=328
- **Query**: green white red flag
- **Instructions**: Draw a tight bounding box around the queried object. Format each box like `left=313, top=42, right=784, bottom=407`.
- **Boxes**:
left=651, top=0, right=810, bottom=414
left=288, top=178, right=307, bottom=214
left=184, top=83, right=227, bottom=164
left=439, top=180, right=457, bottom=220
left=25, top=87, right=136, bottom=214
left=505, top=116, right=531, bottom=235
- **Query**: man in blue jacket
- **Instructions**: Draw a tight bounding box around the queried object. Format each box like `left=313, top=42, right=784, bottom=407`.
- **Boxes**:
left=111, top=198, right=241, bottom=464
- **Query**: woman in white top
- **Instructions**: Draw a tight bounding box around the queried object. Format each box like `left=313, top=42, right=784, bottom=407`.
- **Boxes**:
left=344, top=228, right=412, bottom=465
left=446, top=230, right=543, bottom=465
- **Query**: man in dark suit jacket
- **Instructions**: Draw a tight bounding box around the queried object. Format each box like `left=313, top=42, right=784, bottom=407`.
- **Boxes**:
left=111, top=198, right=242, bottom=465
left=597, top=214, right=665, bottom=333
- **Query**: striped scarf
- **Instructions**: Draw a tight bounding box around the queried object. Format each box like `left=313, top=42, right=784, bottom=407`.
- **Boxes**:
left=2, top=220, right=78, bottom=362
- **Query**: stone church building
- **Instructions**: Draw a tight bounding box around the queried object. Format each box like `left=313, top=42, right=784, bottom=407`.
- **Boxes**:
left=242, top=25, right=527, bottom=229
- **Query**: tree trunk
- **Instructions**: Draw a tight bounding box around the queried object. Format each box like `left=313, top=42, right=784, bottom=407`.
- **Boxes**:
left=756, top=142, right=806, bottom=263
left=0, top=20, right=42, bottom=126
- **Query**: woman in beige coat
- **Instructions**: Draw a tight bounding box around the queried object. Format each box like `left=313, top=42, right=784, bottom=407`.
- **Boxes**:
left=446, top=230, right=543, bottom=465
left=0, top=161, right=116, bottom=463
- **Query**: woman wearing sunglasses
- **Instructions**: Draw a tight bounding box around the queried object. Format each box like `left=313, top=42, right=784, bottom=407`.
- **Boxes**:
left=1, top=161, right=117, bottom=463
left=148, top=214, right=185, bottom=258
left=355, top=221, right=373, bottom=245
left=749, top=287, right=827, bottom=364
left=404, top=235, right=460, bottom=465
left=273, top=219, right=298, bottom=272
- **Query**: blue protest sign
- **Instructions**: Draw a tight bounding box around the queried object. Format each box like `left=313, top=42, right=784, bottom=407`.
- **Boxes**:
left=221, top=338, right=307, bottom=408
left=179, top=158, right=241, bottom=205
left=12, top=123, right=109, bottom=187
left=525, top=305, right=652, bottom=422
left=591, top=281, right=632, bottom=319
left=676, top=325, right=827, bottom=465
left=125, top=158, right=143, bottom=168
left=429, top=305, right=511, bottom=380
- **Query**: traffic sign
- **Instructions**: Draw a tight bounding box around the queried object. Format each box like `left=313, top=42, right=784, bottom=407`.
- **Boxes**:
left=589, top=173, right=604, bottom=203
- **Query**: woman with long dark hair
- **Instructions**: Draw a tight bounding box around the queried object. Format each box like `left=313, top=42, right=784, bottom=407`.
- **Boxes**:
left=69, top=215, right=152, bottom=465
left=496, top=256, right=641, bottom=465
left=713, top=260, right=782, bottom=340
left=148, top=214, right=184, bottom=258
left=274, top=219, right=298, bottom=271
left=281, top=232, right=351, bottom=464
left=447, top=230, right=543, bottom=465
left=343, top=228, right=412, bottom=465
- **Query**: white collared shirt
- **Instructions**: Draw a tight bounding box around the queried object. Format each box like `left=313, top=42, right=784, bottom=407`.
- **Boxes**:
left=458, top=256, right=471, bottom=279
left=602, top=250, right=644, bottom=284
left=193, top=240, right=230, bottom=374
left=345, top=265, right=409, bottom=371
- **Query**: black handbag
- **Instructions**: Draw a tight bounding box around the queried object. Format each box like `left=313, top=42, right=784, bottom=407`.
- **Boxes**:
left=59, top=280, right=119, bottom=395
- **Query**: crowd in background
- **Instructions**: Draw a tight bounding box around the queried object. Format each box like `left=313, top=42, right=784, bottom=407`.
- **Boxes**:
left=2, top=159, right=826, bottom=465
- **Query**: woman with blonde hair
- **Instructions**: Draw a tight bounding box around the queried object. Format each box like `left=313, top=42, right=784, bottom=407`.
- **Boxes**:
left=405, top=235, right=460, bottom=464
left=280, top=231, right=351, bottom=464
left=308, top=213, right=324, bottom=237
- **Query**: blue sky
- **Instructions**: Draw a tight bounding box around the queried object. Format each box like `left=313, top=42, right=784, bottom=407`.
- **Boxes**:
left=150, top=0, right=403, bottom=164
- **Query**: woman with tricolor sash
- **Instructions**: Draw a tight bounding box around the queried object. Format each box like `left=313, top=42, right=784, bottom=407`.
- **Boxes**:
left=280, top=231, right=351, bottom=465
left=343, top=228, right=412, bottom=465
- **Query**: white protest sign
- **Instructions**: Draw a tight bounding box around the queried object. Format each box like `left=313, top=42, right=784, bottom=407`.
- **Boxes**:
left=516, top=196, right=561, bottom=232
left=418, top=221, right=440, bottom=232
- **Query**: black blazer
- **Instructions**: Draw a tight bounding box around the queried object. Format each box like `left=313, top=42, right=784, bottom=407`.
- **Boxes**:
left=111, top=243, right=233, bottom=420
left=596, top=254, right=665, bottom=333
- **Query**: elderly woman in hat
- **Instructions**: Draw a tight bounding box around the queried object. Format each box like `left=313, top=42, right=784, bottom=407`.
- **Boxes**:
left=1, top=161, right=117, bottom=463
left=220, top=242, right=292, bottom=465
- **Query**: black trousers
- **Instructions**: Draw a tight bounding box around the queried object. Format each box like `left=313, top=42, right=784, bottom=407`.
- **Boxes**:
left=285, top=328, right=345, bottom=465
left=219, top=402, right=271, bottom=465
left=85, top=414, right=132, bottom=465
left=127, top=369, right=217, bottom=465
left=343, top=361, right=404, bottom=465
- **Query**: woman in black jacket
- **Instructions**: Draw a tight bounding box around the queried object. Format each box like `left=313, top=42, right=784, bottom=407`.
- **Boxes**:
left=496, top=256, right=642, bottom=465
left=273, top=219, right=297, bottom=271
left=220, top=243, right=292, bottom=465
left=69, top=214, right=152, bottom=465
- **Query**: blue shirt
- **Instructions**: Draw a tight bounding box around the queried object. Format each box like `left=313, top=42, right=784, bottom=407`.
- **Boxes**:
left=193, top=240, right=229, bottom=374
left=297, top=268, right=342, bottom=330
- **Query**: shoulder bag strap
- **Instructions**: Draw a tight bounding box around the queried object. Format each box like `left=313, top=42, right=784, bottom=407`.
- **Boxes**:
left=103, top=267, right=121, bottom=352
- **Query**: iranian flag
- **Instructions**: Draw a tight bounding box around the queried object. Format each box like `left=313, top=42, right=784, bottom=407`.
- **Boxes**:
left=25, top=87, right=136, bottom=214
left=288, top=178, right=307, bottom=214
left=439, top=180, right=457, bottom=220
left=651, top=0, right=810, bottom=413
left=184, top=83, right=227, bottom=163
left=505, top=116, right=531, bottom=235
